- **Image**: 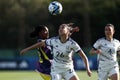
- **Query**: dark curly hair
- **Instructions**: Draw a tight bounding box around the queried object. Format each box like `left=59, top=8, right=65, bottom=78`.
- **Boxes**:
left=30, top=25, right=47, bottom=38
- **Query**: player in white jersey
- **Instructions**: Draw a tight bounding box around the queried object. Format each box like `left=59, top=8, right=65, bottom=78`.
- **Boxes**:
left=20, top=23, right=92, bottom=80
left=90, top=24, right=120, bottom=80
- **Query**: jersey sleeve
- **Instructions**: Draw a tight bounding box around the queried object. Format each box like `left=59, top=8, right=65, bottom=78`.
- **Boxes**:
left=117, top=40, right=120, bottom=51
left=45, top=38, right=52, bottom=46
left=45, top=37, right=55, bottom=46
left=93, top=39, right=101, bottom=49
left=72, top=41, right=81, bottom=53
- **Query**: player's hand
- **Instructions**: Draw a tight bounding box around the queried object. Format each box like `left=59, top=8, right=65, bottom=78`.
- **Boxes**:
left=95, top=49, right=101, bottom=54
left=87, top=69, right=92, bottom=77
left=20, top=49, right=28, bottom=55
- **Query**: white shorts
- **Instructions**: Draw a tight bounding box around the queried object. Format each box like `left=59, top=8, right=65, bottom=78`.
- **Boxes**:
left=51, top=66, right=79, bottom=80
left=98, top=61, right=119, bottom=80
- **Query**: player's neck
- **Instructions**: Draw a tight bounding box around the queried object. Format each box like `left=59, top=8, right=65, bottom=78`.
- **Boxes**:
left=106, top=36, right=113, bottom=41
left=59, top=36, right=69, bottom=43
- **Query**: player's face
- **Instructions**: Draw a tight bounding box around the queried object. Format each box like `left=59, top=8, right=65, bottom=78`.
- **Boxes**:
left=105, top=26, right=114, bottom=37
left=59, top=24, right=69, bottom=36
left=39, top=27, right=49, bottom=39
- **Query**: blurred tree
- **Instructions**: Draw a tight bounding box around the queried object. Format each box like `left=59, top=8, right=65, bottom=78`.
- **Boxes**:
left=0, top=0, right=120, bottom=49
left=90, top=0, right=120, bottom=43
left=82, top=0, right=91, bottom=47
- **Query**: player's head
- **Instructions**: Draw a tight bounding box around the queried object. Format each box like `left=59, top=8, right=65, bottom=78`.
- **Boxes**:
left=58, top=23, right=79, bottom=37
left=58, top=24, right=69, bottom=37
left=104, top=23, right=115, bottom=38
left=30, top=25, right=49, bottom=39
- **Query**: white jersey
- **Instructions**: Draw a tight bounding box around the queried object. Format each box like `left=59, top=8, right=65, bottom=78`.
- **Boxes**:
left=45, top=36, right=81, bottom=70
left=93, top=37, right=120, bottom=63
left=93, top=37, right=120, bottom=80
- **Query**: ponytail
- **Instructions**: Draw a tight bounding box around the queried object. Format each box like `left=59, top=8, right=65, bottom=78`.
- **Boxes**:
left=66, top=23, right=80, bottom=36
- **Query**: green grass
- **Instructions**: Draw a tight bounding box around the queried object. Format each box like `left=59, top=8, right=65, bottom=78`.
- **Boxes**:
left=0, top=70, right=98, bottom=80
left=0, top=71, right=40, bottom=80
left=76, top=70, right=97, bottom=80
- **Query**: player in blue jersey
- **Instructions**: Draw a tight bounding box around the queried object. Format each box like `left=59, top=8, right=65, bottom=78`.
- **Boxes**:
left=90, top=24, right=120, bottom=80
left=20, top=23, right=92, bottom=80
left=21, top=25, right=53, bottom=80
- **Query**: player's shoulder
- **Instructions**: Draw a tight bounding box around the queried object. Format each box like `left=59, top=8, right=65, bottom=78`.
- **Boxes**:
left=96, top=37, right=105, bottom=42
left=68, top=38, right=78, bottom=45
left=47, top=36, right=59, bottom=42
left=49, top=36, right=59, bottom=40
left=113, top=38, right=120, bottom=43
left=37, top=38, right=42, bottom=42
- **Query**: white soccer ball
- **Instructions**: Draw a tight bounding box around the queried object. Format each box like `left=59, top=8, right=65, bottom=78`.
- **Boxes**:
left=48, top=1, right=63, bottom=15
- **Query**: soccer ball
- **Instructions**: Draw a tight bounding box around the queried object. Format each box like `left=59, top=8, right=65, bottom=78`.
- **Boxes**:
left=48, top=1, right=63, bottom=15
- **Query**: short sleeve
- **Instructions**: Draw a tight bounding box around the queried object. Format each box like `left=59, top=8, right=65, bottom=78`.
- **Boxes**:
left=45, top=37, right=56, bottom=46
left=72, top=41, right=81, bottom=53
left=117, top=40, right=120, bottom=51
left=93, top=39, right=101, bottom=49
left=45, top=38, right=52, bottom=46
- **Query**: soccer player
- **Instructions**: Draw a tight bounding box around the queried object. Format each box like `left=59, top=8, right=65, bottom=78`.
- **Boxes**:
left=90, top=24, right=120, bottom=80
left=20, top=25, right=53, bottom=80
left=20, top=23, right=92, bottom=80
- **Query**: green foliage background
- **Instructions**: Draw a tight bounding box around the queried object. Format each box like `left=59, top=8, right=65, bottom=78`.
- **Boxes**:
left=0, top=0, right=120, bottom=73
left=0, top=0, right=120, bottom=49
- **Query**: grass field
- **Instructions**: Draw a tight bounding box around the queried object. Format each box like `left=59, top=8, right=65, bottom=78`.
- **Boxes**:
left=0, top=70, right=98, bottom=80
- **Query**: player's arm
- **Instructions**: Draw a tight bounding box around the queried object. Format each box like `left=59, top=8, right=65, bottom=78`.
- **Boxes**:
left=89, top=48, right=101, bottom=54
left=117, top=51, right=120, bottom=56
left=78, top=50, right=92, bottom=77
left=20, top=41, right=45, bottom=55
